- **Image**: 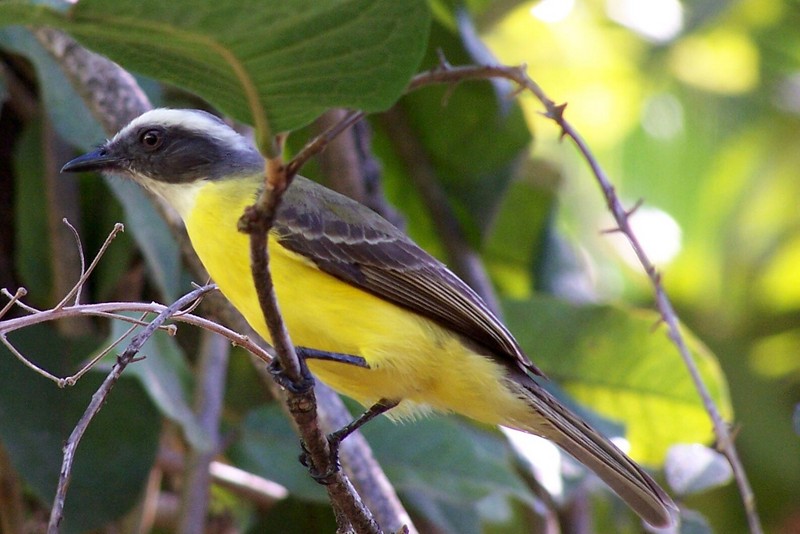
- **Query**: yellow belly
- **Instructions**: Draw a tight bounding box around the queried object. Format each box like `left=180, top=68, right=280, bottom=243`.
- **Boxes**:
left=184, top=178, right=528, bottom=424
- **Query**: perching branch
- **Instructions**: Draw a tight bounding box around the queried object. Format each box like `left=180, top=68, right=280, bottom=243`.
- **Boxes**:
left=405, top=59, right=761, bottom=534
left=238, top=159, right=382, bottom=534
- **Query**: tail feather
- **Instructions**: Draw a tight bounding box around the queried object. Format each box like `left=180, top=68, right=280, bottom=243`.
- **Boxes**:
left=514, top=381, right=677, bottom=528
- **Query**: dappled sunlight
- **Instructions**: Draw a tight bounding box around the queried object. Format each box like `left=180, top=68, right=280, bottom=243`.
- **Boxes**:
left=530, top=0, right=575, bottom=23
left=609, top=205, right=683, bottom=268
left=502, top=427, right=564, bottom=498
left=669, top=29, right=760, bottom=94
left=606, top=0, right=684, bottom=43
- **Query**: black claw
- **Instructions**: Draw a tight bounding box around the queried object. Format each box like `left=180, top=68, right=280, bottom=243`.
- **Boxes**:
left=298, top=438, right=341, bottom=485
left=268, top=358, right=314, bottom=394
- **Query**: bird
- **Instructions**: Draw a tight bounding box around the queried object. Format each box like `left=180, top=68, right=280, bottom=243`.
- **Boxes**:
left=62, top=108, right=676, bottom=527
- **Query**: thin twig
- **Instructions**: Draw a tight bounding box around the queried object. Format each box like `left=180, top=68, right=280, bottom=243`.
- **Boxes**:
left=286, top=110, right=365, bottom=179
left=62, top=313, right=147, bottom=387
left=0, top=298, right=273, bottom=375
left=47, top=284, right=216, bottom=533
left=0, top=332, right=63, bottom=384
left=55, top=223, right=124, bottom=310
left=1, top=288, right=38, bottom=314
left=407, top=61, right=761, bottom=533
left=60, top=219, right=86, bottom=306
left=0, top=288, right=27, bottom=319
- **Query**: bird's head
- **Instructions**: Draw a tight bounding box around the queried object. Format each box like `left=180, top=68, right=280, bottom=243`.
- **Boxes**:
left=61, top=109, right=265, bottom=214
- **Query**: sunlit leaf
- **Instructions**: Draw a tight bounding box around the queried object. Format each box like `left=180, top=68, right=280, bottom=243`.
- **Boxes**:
left=504, top=295, right=732, bottom=465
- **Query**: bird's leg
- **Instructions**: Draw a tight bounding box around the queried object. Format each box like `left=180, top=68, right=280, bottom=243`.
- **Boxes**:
left=268, top=347, right=369, bottom=394
left=296, top=347, right=370, bottom=368
left=304, top=398, right=400, bottom=484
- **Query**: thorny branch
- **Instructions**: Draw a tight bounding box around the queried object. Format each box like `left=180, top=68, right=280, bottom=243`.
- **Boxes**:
left=404, top=59, right=761, bottom=534
left=25, top=27, right=756, bottom=531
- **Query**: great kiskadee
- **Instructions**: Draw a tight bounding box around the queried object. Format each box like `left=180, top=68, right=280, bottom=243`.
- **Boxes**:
left=62, top=108, right=676, bottom=527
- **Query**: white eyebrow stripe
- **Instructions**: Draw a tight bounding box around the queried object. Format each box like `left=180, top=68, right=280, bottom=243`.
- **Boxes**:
left=112, top=108, right=252, bottom=152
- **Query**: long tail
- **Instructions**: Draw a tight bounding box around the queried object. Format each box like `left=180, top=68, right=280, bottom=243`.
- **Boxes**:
left=512, top=380, right=677, bottom=528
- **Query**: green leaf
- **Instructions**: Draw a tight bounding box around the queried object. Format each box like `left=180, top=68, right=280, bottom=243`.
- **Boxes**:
left=13, top=117, right=52, bottom=303
left=0, top=0, right=431, bottom=134
left=483, top=172, right=556, bottom=298
left=362, top=413, right=533, bottom=533
left=0, top=324, right=160, bottom=534
left=364, top=413, right=530, bottom=504
left=504, top=295, right=732, bottom=466
left=393, top=19, right=532, bottom=236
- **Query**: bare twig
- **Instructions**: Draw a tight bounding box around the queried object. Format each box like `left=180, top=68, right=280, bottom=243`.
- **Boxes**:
left=55, top=222, right=124, bottom=310
left=0, top=288, right=27, bottom=319
left=0, top=297, right=272, bottom=376
left=407, top=61, right=761, bottom=533
left=47, top=284, right=216, bottom=533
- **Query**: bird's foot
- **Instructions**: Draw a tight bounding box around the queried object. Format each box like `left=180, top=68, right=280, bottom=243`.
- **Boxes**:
left=301, top=399, right=400, bottom=485
left=267, top=358, right=314, bottom=394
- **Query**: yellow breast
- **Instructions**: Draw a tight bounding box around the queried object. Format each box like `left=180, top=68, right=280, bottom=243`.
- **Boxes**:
left=182, top=177, right=525, bottom=423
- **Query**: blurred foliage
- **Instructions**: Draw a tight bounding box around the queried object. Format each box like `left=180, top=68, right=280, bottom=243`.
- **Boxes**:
left=0, top=0, right=797, bottom=532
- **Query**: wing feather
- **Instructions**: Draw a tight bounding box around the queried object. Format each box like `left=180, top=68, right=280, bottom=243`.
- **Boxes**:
left=273, top=177, right=542, bottom=376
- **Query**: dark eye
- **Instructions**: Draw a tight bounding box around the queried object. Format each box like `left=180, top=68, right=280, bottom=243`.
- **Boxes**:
left=140, top=129, right=163, bottom=150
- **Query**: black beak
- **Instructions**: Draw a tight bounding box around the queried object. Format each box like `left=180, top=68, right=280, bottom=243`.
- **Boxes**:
left=61, top=146, right=120, bottom=173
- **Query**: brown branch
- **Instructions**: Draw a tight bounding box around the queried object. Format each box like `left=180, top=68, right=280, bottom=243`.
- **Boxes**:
left=314, top=110, right=404, bottom=228
left=47, top=284, right=216, bottom=533
left=407, top=61, right=761, bottom=533
left=238, top=161, right=381, bottom=534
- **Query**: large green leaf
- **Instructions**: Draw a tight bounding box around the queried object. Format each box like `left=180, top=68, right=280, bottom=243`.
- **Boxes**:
left=0, top=324, right=160, bottom=534
left=0, top=0, right=431, bottom=135
left=504, top=295, right=732, bottom=466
